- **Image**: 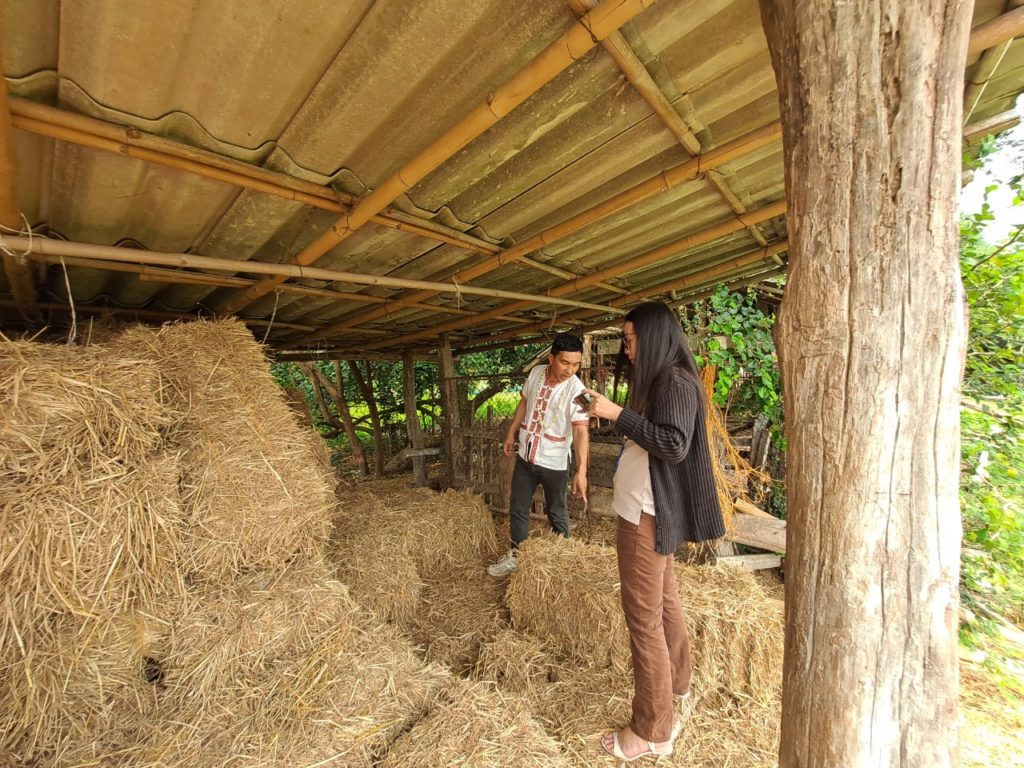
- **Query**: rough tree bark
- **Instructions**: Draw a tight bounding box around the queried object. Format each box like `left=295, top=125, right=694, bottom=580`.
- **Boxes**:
left=758, top=2, right=969, bottom=765
left=438, top=334, right=462, bottom=489
left=348, top=360, right=385, bottom=476
left=297, top=362, right=368, bottom=475
left=402, top=351, right=427, bottom=486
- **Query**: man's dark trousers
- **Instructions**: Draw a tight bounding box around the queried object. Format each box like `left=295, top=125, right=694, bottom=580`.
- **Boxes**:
left=509, top=454, right=569, bottom=545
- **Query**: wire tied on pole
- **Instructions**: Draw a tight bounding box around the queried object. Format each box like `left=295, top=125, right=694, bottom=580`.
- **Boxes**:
left=261, top=289, right=280, bottom=344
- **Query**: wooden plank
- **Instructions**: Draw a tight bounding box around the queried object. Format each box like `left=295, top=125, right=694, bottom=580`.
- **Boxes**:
left=727, top=511, right=786, bottom=553
left=715, top=553, right=783, bottom=571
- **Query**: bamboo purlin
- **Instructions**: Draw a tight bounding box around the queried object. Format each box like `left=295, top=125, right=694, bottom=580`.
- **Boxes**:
left=218, top=0, right=659, bottom=316
left=352, top=201, right=788, bottom=351
left=0, top=235, right=626, bottom=317
left=299, top=119, right=784, bottom=344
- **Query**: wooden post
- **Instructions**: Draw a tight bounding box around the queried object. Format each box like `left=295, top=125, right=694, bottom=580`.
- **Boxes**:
left=758, top=1, right=969, bottom=765
left=297, top=363, right=368, bottom=475
left=0, top=39, right=40, bottom=322
left=348, top=361, right=384, bottom=476
left=438, top=334, right=462, bottom=489
left=402, top=351, right=427, bottom=486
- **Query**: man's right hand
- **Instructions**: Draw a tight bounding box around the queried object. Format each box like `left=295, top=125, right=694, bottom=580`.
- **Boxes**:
left=502, top=433, right=516, bottom=457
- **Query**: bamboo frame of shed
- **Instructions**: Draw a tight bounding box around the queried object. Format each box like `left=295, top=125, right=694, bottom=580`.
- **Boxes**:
left=299, top=119, right=783, bottom=344
left=0, top=235, right=627, bottom=317
left=219, top=0, right=658, bottom=315
left=354, top=199, right=787, bottom=350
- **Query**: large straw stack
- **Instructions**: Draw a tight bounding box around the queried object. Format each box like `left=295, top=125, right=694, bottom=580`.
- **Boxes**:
left=105, top=321, right=336, bottom=581
left=498, top=535, right=784, bottom=767
left=0, top=320, right=455, bottom=767
left=332, top=484, right=504, bottom=672
left=0, top=341, right=184, bottom=756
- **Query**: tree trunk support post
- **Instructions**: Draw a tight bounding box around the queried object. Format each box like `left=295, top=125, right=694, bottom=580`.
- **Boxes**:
left=438, top=334, right=462, bottom=489
left=402, top=351, right=427, bottom=486
left=759, top=2, right=969, bottom=765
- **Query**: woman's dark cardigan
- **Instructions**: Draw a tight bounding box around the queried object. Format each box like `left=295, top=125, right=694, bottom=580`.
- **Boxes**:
left=613, top=368, right=725, bottom=554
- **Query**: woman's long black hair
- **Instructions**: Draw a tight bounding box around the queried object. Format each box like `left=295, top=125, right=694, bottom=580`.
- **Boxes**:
left=613, top=302, right=705, bottom=414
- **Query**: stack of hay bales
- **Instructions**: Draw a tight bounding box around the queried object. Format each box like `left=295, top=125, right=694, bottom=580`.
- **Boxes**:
left=487, top=535, right=784, bottom=767
left=0, top=320, right=461, bottom=767
left=332, top=483, right=505, bottom=673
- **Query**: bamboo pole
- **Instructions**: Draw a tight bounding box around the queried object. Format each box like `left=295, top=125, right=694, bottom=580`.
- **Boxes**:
left=0, top=298, right=315, bottom=331
left=565, top=0, right=769, bottom=248
left=967, top=5, right=1024, bottom=56
left=300, top=119, right=783, bottom=343
left=445, top=241, right=789, bottom=349
left=451, top=264, right=788, bottom=356
left=355, top=199, right=787, bottom=350
left=8, top=99, right=505, bottom=256
left=219, top=0, right=658, bottom=315
left=0, top=235, right=626, bottom=315
left=963, top=39, right=1013, bottom=124
left=0, top=49, right=40, bottom=321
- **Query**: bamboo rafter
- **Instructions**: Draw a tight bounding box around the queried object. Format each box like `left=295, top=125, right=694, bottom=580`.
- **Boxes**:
left=0, top=235, right=627, bottom=317
left=297, top=119, right=783, bottom=344
left=218, top=0, right=659, bottom=316
left=443, top=241, right=789, bottom=350
left=566, top=0, right=769, bottom=247
left=347, top=199, right=787, bottom=351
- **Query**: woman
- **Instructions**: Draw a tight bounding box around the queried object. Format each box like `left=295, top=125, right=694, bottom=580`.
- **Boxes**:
left=584, top=301, right=725, bottom=762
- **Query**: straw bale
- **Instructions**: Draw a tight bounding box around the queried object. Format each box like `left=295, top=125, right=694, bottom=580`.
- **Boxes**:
left=56, top=568, right=452, bottom=768
left=332, top=484, right=500, bottom=625
left=506, top=535, right=631, bottom=673
left=377, top=680, right=571, bottom=768
left=284, top=385, right=335, bottom=476
left=507, top=537, right=784, bottom=705
left=0, top=610, right=163, bottom=763
left=473, top=628, right=555, bottom=694
left=0, top=339, right=170, bottom=478
left=105, top=319, right=335, bottom=580
left=410, top=561, right=507, bottom=674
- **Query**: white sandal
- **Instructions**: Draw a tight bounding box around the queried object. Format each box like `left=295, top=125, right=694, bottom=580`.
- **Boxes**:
left=601, top=729, right=674, bottom=762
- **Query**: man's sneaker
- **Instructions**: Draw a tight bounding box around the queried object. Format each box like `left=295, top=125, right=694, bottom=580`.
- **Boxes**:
left=487, top=550, right=518, bottom=577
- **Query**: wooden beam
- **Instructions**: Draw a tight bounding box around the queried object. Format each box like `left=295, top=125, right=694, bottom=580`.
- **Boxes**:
left=726, top=510, right=786, bottom=554
left=714, top=553, right=784, bottom=571
left=299, top=119, right=782, bottom=344
left=355, top=201, right=787, bottom=351
left=0, top=235, right=626, bottom=316
left=8, top=99, right=503, bottom=258
left=0, top=46, right=40, bottom=322
left=963, top=108, right=1021, bottom=141
left=437, top=334, right=461, bottom=489
left=403, top=350, right=428, bottom=486
left=967, top=5, right=1024, bottom=56
left=219, top=0, right=658, bottom=315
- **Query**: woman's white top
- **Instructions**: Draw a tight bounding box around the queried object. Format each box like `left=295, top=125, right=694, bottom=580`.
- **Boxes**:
left=611, top=438, right=656, bottom=524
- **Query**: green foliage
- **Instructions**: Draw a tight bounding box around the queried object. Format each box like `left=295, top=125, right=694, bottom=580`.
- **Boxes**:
left=685, top=285, right=783, bottom=428
left=959, top=182, right=1024, bottom=645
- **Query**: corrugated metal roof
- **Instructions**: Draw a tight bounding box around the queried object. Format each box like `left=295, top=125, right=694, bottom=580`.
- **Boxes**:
left=2, top=0, right=1022, bottom=353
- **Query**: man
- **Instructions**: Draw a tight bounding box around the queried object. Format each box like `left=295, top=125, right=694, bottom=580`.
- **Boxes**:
left=488, top=333, right=590, bottom=577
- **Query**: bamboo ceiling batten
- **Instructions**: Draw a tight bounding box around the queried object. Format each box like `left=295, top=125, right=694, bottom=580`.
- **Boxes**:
left=20, top=251, right=514, bottom=325
left=8, top=99, right=500, bottom=257
left=297, top=119, right=783, bottom=344
left=0, top=235, right=626, bottom=316
left=217, top=0, right=658, bottom=317
left=351, top=198, right=788, bottom=352
left=565, top=0, right=769, bottom=248
left=453, top=241, right=790, bottom=349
